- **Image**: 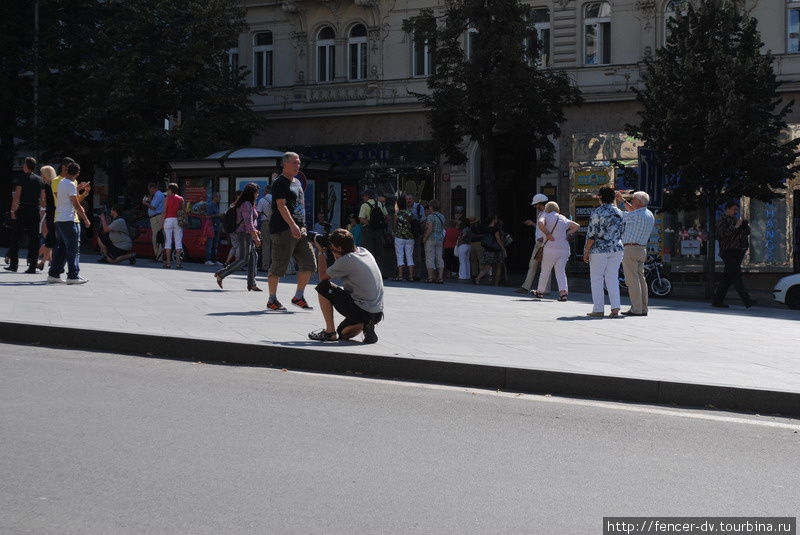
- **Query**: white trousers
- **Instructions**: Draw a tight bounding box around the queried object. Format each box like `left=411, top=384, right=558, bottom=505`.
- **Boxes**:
left=163, top=217, right=183, bottom=250
left=394, top=238, right=415, bottom=266
left=589, top=250, right=624, bottom=312
left=537, top=248, right=569, bottom=293
left=456, top=244, right=471, bottom=279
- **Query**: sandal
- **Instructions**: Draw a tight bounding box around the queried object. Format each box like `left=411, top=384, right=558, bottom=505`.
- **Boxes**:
left=425, top=279, right=435, bottom=283
left=531, top=291, right=544, bottom=298
left=436, top=279, right=444, bottom=284
left=557, top=294, right=568, bottom=302
left=214, top=274, right=223, bottom=289
left=163, top=263, right=171, bottom=269
left=391, top=277, right=403, bottom=282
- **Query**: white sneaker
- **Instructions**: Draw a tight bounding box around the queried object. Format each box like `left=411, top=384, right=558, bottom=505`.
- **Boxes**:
left=204, top=260, right=215, bottom=265
left=47, top=276, right=64, bottom=284
left=214, top=261, right=223, bottom=266
left=66, top=277, right=88, bottom=285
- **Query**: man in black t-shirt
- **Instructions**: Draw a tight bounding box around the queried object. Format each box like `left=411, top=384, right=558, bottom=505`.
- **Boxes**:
left=266, top=152, right=317, bottom=312
left=5, top=157, right=44, bottom=273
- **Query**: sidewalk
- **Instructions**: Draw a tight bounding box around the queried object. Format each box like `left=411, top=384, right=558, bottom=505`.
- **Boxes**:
left=1, top=255, right=799, bottom=417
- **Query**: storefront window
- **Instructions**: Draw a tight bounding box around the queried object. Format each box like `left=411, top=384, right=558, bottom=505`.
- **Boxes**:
left=749, top=199, right=789, bottom=265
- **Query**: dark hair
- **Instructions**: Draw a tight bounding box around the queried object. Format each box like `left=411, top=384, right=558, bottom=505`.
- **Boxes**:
left=364, top=190, right=375, bottom=199
left=429, top=199, right=440, bottom=211
left=264, top=184, right=271, bottom=193
left=147, top=182, right=157, bottom=189
left=598, top=186, right=615, bottom=204
left=111, top=204, right=123, bottom=215
left=24, top=156, right=37, bottom=170
left=61, top=156, right=76, bottom=167
left=167, top=182, right=179, bottom=194
left=236, top=182, right=259, bottom=208
left=486, top=214, right=498, bottom=226
left=233, top=190, right=242, bottom=200
left=67, top=163, right=81, bottom=175
left=329, top=228, right=356, bottom=253
left=724, top=200, right=739, bottom=210
left=396, top=196, right=407, bottom=210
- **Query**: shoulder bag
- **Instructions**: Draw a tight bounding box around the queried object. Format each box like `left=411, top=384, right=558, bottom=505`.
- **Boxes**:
left=534, top=218, right=559, bottom=262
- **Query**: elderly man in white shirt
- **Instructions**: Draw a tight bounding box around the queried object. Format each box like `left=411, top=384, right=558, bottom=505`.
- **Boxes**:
left=616, top=190, right=656, bottom=316
left=515, top=194, right=549, bottom=294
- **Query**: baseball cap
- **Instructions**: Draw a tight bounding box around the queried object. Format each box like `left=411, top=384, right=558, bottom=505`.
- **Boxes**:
left=530, top=194, right=548, bottom=205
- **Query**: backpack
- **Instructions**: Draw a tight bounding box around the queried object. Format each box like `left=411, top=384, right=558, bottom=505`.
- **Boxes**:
left=222, top=205, right=239, bottom=234
left=367, top=201, right=387, bottom=230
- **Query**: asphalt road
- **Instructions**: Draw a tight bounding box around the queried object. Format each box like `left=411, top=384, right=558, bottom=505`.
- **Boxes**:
left=1, top=343, right=798, bottom=535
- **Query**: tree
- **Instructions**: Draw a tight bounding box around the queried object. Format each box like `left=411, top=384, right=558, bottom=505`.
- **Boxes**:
left=403, top=1, right=581, bottom=215
left=627, top=0, right=800, bottom=296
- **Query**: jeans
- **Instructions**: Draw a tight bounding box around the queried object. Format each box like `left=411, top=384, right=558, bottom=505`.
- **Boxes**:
left=713, top=249, right=751, bottom=305
left=205, top=226, right=221, bottom=262
left=589, top=250, right=624, bottom=312
left=215, top=233, right=257, bottom=288
left=49, top=221, right=81, bottom=279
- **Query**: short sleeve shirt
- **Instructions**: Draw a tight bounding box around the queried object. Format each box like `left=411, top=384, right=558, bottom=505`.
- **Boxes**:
left=55, top=178, right=78, bottom=223
left=586, top=203, right=624, bottom=254
left=426, top=212, right=445, bottom=243
left=538, top=212, right=571, bottom=251
left=108, top=218, right=133, bottom=250
left=326, top=247, right=384, bottom=314
left=270, top=175, right=305, bottom=233
left=16, top=172, right=44, bottom=205
left=148, top=190, right=165, bottom=217
left=395, top=210, right=414, bottom=240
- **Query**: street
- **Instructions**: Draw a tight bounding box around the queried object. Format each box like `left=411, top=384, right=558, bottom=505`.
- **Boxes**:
left=1, top=343, right=797, bottom=534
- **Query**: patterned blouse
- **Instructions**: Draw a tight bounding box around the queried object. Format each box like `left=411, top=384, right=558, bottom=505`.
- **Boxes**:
left=586, top=203, right=624, bottom=254
left=395, top=209, right=414, bottom=240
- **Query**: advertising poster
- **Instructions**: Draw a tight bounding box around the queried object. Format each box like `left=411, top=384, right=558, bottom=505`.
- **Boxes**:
left=235, top=177, right=270, bottom=203
left=183, top=178, right=207, bottom=203
left=573, top=168, right=611, bottom=191
left=574, top=197, right=599, bottom=228
left=326, top=182, right=341, bottom=229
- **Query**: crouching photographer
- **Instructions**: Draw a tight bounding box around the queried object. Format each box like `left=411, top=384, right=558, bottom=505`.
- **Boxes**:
left=97, top=205, right=135, bottom=265
left=308, top=228, right=384, bottom=344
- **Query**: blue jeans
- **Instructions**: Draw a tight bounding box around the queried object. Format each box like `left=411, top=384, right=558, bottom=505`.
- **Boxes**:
left=49, top=221, right=81, bottom=279
left=205, top=226, right=221, bottom=262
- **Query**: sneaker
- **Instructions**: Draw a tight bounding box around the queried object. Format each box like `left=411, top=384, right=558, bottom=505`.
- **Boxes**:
left=47, top=276, right=64, bottom=284
left=204, top=260, right=215, bottom=265
left=266, top=300, right=287, bottom=311
left=513, top=287, right=529, bottom=294
left=291, top=297, right=313, bottom=310
left=66, top=277, right=88, bottom=285
left=214, top=261, right=223, bottom=266
left=362, top=322, right=378, bottom=344
left=308, top=329, right=338, bottom=342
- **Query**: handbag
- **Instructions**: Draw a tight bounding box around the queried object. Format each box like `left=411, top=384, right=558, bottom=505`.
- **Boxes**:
left=156, top=228, right=165, bottom=245
left=177, top=208, right=188, bottom=228
left=534, top=218, right=559, bottom=262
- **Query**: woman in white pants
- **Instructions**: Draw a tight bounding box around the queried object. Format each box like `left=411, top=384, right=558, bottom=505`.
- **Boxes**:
left=162, top=183, right=185, bottom=269
left=582, top=187, right=626, bottom=317
left=456, top=221, right=472, bottom=280
left=392, top=196, right=415, bottom=281
left=533, top=202, right=580, bottom=301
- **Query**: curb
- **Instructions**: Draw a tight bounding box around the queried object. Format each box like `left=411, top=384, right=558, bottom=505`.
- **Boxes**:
left=1, top=320, right=798, bottom=418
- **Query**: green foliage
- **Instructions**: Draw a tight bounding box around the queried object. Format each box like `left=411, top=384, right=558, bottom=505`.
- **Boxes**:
left=11, top=0, right=263, bottom=188
left=404, top=0, right=581, bottom=213
left=628, top=0, right=800, bottom=205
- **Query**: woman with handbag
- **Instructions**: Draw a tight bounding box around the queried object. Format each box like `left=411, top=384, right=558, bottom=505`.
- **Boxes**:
left=532, top=202, right=580, bottom=301
left=162, top=183, right=185, bottom=269
left=474, top=215, right=506, bottom=285
left=213, top=183, right=261, bottom=291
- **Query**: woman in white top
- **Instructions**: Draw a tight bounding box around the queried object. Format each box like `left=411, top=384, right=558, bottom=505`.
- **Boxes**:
left=533, top=202, right=580, bottom=301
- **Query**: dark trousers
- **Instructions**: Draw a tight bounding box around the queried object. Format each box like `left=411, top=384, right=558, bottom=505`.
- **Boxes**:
left=363, top=228, right=385, bottom=276
left=6, top=205, right=40, bottom=269
left=49, top=221, right=81, bottom=280
left=215, top=233, right=257, bottom=288
left=713, top=249, right=751, bottom=305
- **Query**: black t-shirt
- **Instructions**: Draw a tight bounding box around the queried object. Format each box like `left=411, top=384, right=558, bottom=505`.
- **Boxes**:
left=270, top=174, right=306, bottom=233
left=16, top=172, right=44, bottom=206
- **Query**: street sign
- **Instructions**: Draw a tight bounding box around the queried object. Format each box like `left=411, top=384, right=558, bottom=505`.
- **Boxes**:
left=638, top=147, right=664, bottom=209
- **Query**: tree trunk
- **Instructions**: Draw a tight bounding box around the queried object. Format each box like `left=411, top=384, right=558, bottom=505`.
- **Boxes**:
left=703, top=196, right=717, bottom=299
left=481, top=140, right=498, bottom=217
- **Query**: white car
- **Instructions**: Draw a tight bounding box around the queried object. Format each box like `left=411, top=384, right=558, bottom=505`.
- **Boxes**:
left=772, top=273, right=800, bottom=310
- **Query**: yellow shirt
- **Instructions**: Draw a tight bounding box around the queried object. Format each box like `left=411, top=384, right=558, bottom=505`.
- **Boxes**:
left=52, top=175, right=80, bottom=223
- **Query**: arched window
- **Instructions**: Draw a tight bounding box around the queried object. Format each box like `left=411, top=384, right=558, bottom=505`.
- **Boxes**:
left=664, top=0, right=689, bottom=43
left=531, top=8, right=551, bottom=66
left=412, top=34, right=431, bottom=76
left=584, top=2, right=611, bottom=65
left=789, top=0, right=800, bottom=53
left=253, top=31, right=273, bottom=87
left=348, top=24, right=368, bottom=80
left=317, top=26, right=336, bottom=83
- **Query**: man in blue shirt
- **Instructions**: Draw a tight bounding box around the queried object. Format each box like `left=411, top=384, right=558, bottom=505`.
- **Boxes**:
left=616, top=190, right=656, bottom=316
left=142, top=183, right=165, bottom=261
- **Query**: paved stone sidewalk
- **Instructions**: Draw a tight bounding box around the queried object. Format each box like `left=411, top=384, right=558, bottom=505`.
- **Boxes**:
left=1, top=255, right=798, bottom=396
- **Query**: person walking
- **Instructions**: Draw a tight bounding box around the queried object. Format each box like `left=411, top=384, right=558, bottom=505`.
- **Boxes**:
left=515, top=194, right=549, bottom=294
left=266, top=152, right=318, bottom=311
left=5, top=157, right=44, bottom=273
left=532, top=202, right=580, bottom=301
left=583, top=187, right=625, bottom=318
left=224, top=190, right=242, bottom=267
left=392, top=195, right=415, bottom=281
left=204, top=192, right=223, bottom=265
left=256, top=185, right=272, bottom=272
left=712, top=201, right=753, bottom=309
left=455, top=219, right=472, bottom=280
left=474, top=215, right=506, bottom=285
left=214, top=183, right=261, bottom=291
left=162, top=183, right=184, bottom=269
left=359, top=191, right=388, bottom=278
left=423, top=199, right=446, bottom=283
left=468, top=218, right=485, bottom=278
left=38, top=165, right=58, bottom=271
left=143, top=182, right=165, bottom=261
left=47, top=163, right=91, bottom=284
left=616, top=190, right=656, bottom=316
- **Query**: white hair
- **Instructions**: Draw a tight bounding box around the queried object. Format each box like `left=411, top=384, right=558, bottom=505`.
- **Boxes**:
left=282, top=151, right=300, bottom=164
left=632, top=191, right=650, bottom=206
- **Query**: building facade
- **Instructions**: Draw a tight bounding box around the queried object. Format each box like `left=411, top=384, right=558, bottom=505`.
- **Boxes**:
left=236, top=0, right=800, bottom=270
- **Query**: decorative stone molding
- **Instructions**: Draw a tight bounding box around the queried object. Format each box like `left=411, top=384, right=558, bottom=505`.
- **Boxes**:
left=634, top=0, right=656, bottom=31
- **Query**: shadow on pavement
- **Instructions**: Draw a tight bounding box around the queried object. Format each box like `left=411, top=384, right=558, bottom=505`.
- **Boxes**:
left=556, top=315, right=611, bottom=321
left=0, top=281, right=48, bottom=286
left=207, top=310, right=269, bottom=316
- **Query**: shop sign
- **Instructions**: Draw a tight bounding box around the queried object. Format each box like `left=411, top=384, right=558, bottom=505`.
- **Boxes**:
left=183, top=178, right=207, bottom=203
left=574, top=197, right=598, bottom=227
left=574, top=169, right=610, bottom=190
left=681, top=239, right=701, bottom=256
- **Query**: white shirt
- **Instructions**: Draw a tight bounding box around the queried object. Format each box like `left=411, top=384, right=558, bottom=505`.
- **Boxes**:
left=55, top=178, right=78, bottom=223
left=533, top=209, right=546, bottom=240
left=256, top=194, right=272, bottom=224
left=538, top=212, right=571, bottom=251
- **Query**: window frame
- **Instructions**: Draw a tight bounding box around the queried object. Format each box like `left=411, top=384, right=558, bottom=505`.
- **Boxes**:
left=348, top=24, right=368, bottom=81
left=583, top=2, right=612, bottom=66
left=228, top=48, right=239, bottom=71
left=529, top=8, right=551, bottom=67
left=412, top=36, right=432, bottom=77
left=788, top=1, right=800, bottom=53
left=317, top=26, right=336, bottom=83
left=252, top=32, right=273, bottom=88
